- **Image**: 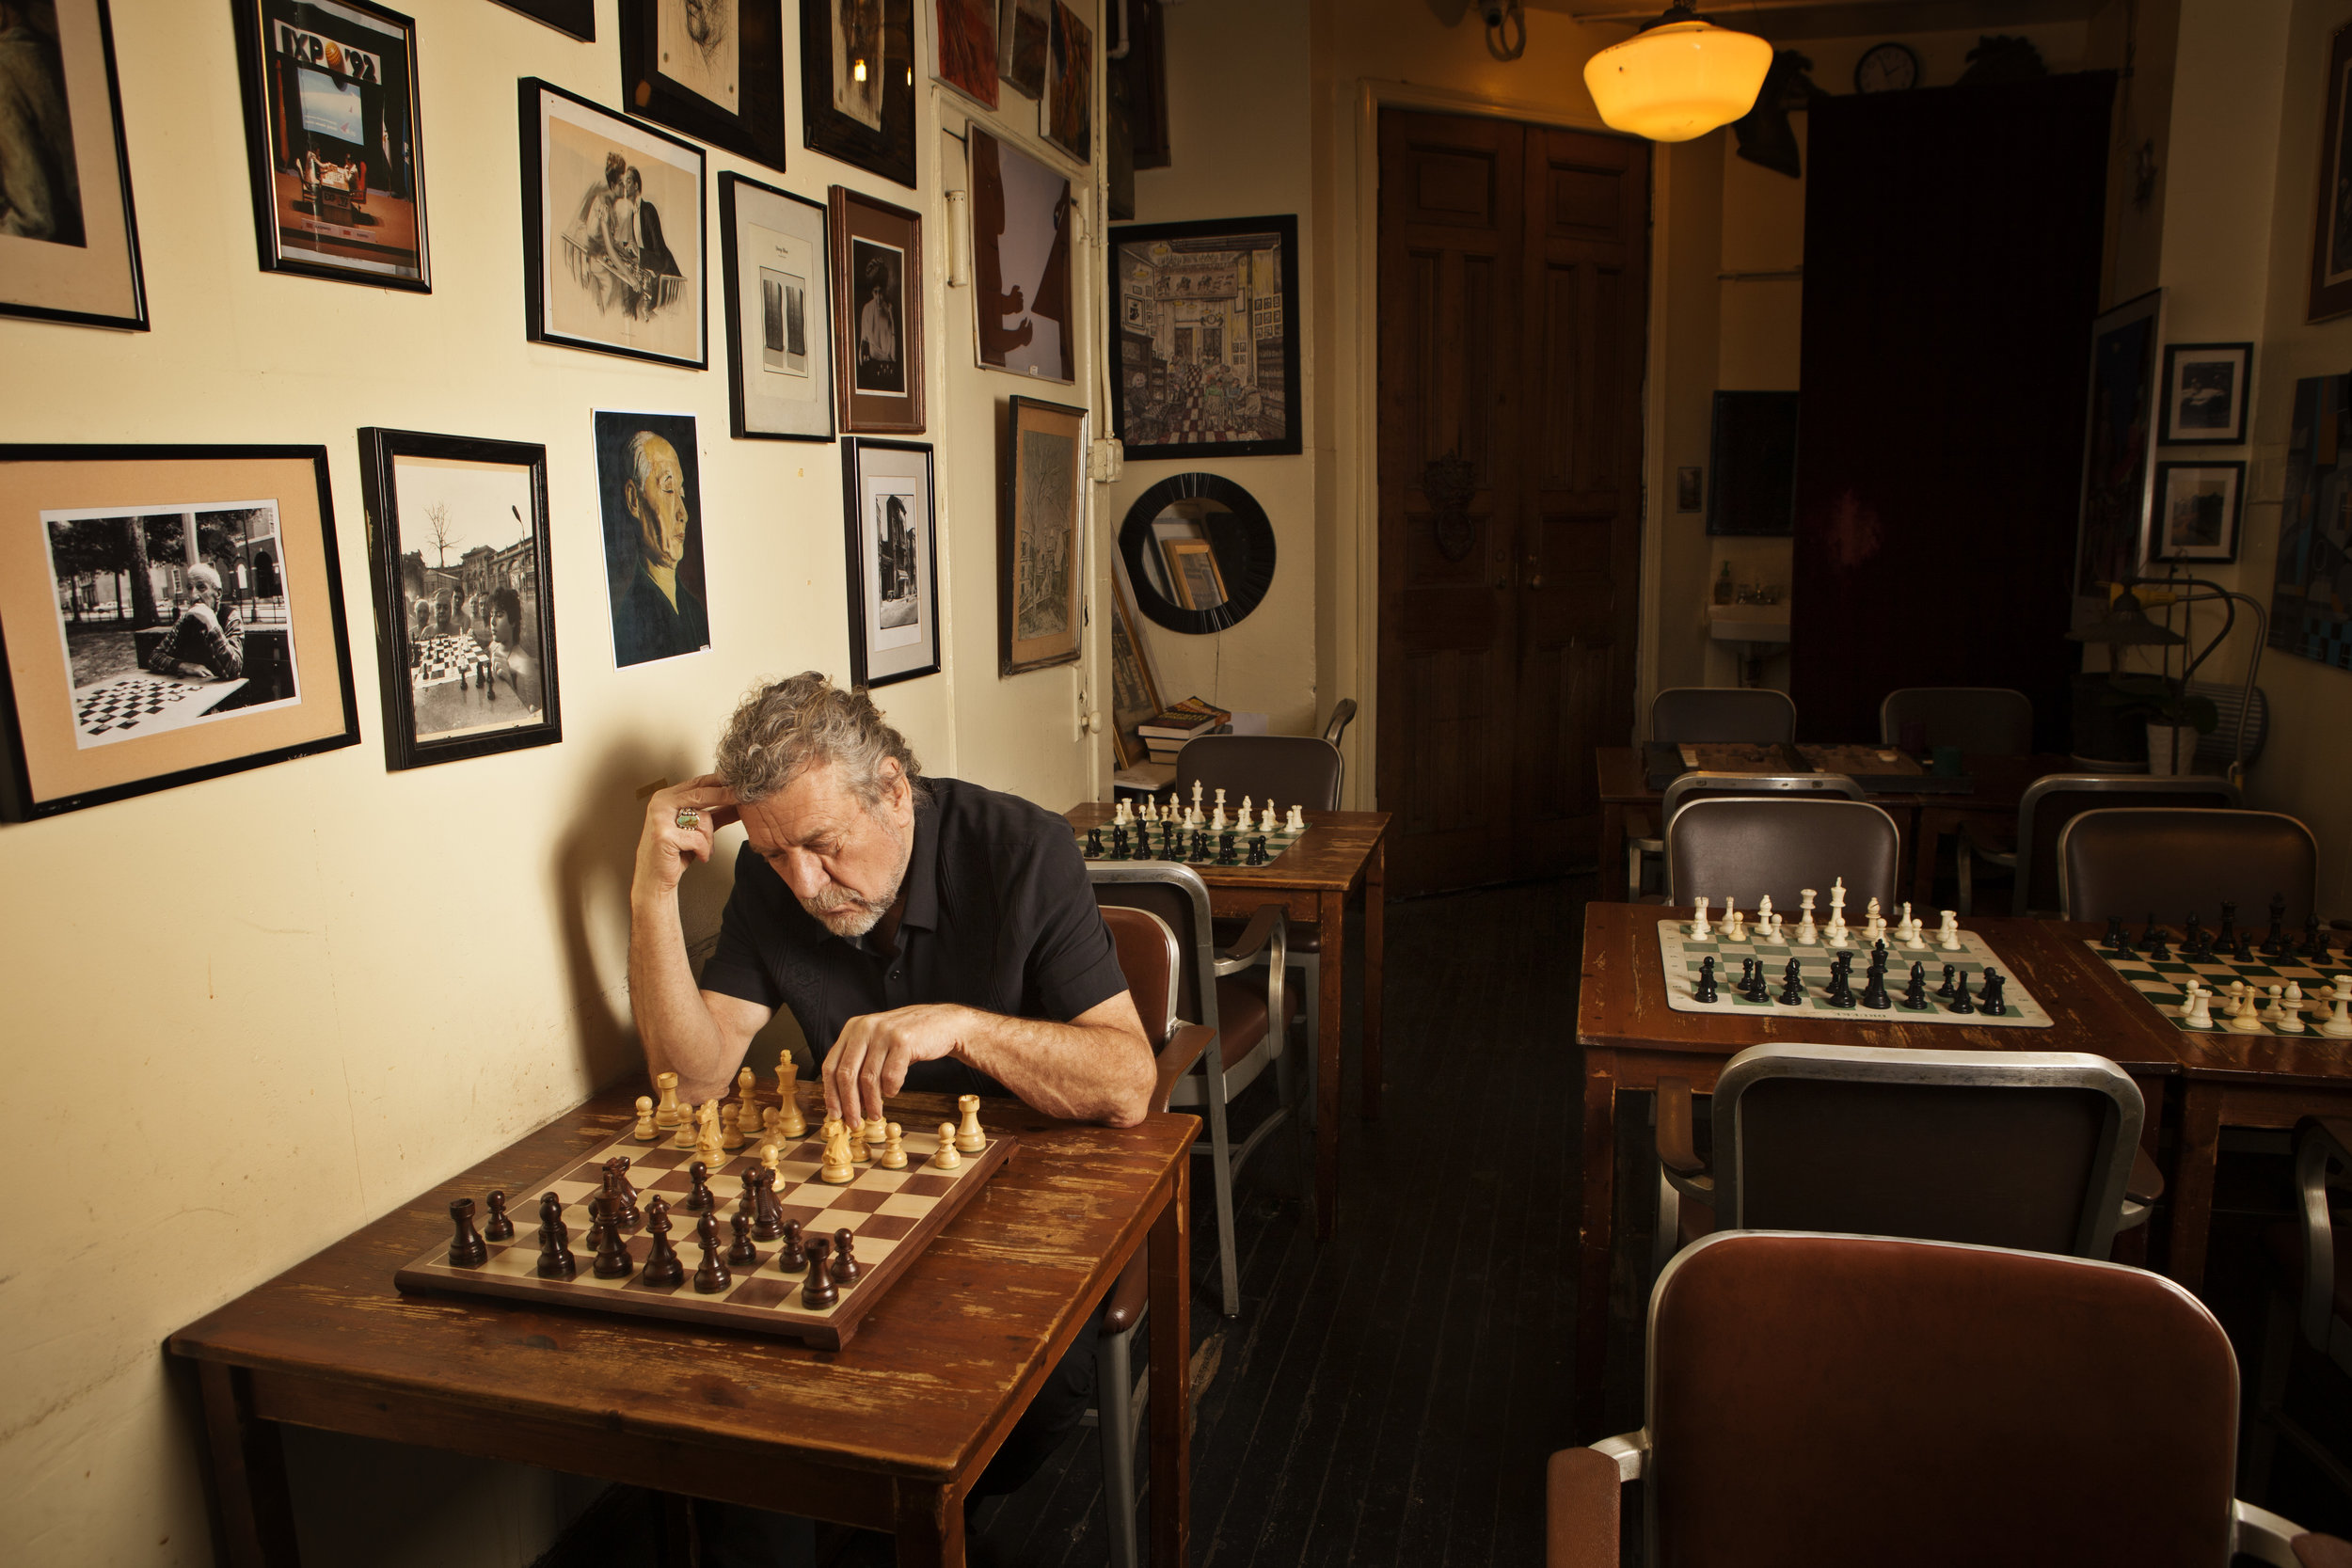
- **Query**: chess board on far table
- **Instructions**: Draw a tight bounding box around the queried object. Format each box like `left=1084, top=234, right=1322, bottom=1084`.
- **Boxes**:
left=72, top=673, right=245, bottom=740
left=1077, top=819, right=1309, bottom=868
left=2081, top=938, right=2352, bottom=1037
left=395, top=1121, right=1015, bottom=1349
left=1656, top=919, right=2056, bottom=1027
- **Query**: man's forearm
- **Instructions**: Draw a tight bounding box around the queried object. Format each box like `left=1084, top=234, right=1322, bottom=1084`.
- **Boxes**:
left=627, top=889, right=736, bottom=1101
left=954, top=1010, right=1154, bottom=1127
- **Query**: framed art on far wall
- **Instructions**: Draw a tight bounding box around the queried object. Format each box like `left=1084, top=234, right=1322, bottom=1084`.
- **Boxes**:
left=1041, top=1, right=1092, bottom=162
left=720, top=174, right=835, bottom=441
left=519, top=78, right=707, bottom=371
left=1001, top=395, right=1087, bottom=676
left=619, top=0, right=789, bottom=172
left=933, top=0, right=999, bottom=110
left=2311, top=22, right=2352, bottom=323
left=357, top=428, right=560, bottom=770
left=0, top=445, right=359, bottom=821
left=2157, top=342, right=2252, bottom=446
left=999, top=0, right=1049, bottom=99
left=842, top=439, right=940, bottom=688
left=2073, top=287, right=2162, bottom=600
left=0, top=0, right=147, bottom=330
left=593, top=410, right=711, bottom=668
left=1106, top=547, right=1163, bottom=769
left=831, top=185, right=926, bottom=434
left=2151, top=461, right=2245, bottom=564
left=492, top=0, right=594, bottom=38
left=230, top=0, right=429, bottom=291
left=969, top=127, right=1073, bottom=383
left=802, top=0, right=917, bottom=189
left=1109, top=215, right=1303, bottom=460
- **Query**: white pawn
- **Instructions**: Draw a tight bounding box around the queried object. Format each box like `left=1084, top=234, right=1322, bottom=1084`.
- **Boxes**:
left=2323, top=976, right=2352, bottom=1038
left=1262, top=801, right=1277, bottom=833
left=1287, top=804, right=1306, bottom=832
left=1936, top=911, right=1962, bottom=952
left=1114, top=799, right=1132, bottom=828
left=1689, top=896, right=1712, bottom=941
left=1724, top=899, right=1744, bottom=942
left=634, top=1095, right=658, bottom=1141
left=1901, top=903, right=1927, bottom=950
left=1795, top=889, right=1818, bottom=946
left=2229, top=980, right=2265, bottom=1032
left=2280, top=980, right=2310, bottom=1034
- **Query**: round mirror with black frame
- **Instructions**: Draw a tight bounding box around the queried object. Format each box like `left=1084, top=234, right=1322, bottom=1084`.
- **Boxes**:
left=1119, top=472, right=1277, bottom=635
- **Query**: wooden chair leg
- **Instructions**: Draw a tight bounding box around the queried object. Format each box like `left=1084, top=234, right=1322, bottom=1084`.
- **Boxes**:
left=1094, top=1324, right=1141, bottom=1568
left=1295, top=952, right=1320, bottom=1135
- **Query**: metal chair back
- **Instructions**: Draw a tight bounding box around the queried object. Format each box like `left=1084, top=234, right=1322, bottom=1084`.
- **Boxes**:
left=1879, top=686, right=2033, bottom=754
left=1651, top=685, right=1797, bottom=744
left=1661, top=768, right=1865, bottom=831
left=1172, top=734, right=1344, bottom=812
left=2009, top=773, right=2242, bottom=916
left=1666, top=796, right=1902, bottom=911
left=2058, top=806, right=2320, bottom=927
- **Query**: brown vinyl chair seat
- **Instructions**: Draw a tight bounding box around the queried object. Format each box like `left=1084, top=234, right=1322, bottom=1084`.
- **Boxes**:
left=1664, top=795, right=1902, bottom=911
left=2058, top=806, right=2320, bottom=925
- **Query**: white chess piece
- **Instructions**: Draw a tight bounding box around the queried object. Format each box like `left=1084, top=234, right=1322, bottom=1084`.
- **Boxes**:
left=1796, top=889, right=1818, bottom=946
left=1114, top=799, right=1131, bottom=828
left=1240, top=795, right=1252, bottom=826
left=1287, top=804, right=1306, bottom=832
left=1690, top=896, right=1712, bottom=941
left=1936, top=911, right=1962, bottom=952
left=2324, top=976, right=2352, bottom=1038
left=1723, top=899, right=1742, bottom=942
left=1191, top=780, right=1205, bottom=816
left=2280, top=980, right=2310, bottom=1034
left=2228, top=980, right=2265, bottom=1032
left=1756, top=895, right=1774, bottom=940
left=1262, top=802, right=1277, bottom=833
left=1824, top=879, right=1849, bottom=945
left=2184, top=982, right=2214, bottom=1029
left=1901, top=903, right=1927, bottom=950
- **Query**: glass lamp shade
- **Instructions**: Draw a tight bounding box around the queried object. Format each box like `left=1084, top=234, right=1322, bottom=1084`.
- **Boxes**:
left=1582, top=20, right=1773, bottom=142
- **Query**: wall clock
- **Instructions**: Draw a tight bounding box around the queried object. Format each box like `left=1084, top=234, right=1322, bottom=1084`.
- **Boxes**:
left=1855, top=42, right=1919, bottom=93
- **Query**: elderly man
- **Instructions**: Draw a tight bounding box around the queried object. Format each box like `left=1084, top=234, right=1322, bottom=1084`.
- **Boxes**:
left=631, top=673, right=1153, bottom=1564
left=609, top=429, right=709, bottom=666
left=145, top=563, right=243, bottom=681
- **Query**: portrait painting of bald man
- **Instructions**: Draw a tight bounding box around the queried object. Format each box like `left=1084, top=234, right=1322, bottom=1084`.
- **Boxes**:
left=594, top=409, right=711, bottom=667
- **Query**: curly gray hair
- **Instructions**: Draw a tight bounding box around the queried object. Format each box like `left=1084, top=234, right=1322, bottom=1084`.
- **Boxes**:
left=714, top=672, right=927, bottom=810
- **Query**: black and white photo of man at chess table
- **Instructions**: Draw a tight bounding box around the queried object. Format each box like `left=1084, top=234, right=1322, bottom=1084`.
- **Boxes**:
left=628, top=671, right=1155, bottom=1563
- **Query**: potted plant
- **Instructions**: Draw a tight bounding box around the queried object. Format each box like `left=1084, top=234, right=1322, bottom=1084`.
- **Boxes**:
left=2098, top=675, right=2217, bottom=776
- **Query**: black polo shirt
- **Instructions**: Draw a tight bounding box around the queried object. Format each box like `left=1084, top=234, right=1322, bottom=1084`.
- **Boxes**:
left=697, top=777, right=1130, bottom=1099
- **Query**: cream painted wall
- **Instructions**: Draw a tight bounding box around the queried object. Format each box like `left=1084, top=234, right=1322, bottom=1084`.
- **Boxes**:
left=0, top=2, right=1106, bottom=1563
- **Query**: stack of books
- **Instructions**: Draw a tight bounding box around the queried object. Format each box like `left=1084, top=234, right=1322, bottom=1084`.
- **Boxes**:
left=1136, top=698, right=1231, bottom=765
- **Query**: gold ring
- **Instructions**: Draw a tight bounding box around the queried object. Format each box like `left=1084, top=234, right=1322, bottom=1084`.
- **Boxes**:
left=675, top=807, right=701, bottom=830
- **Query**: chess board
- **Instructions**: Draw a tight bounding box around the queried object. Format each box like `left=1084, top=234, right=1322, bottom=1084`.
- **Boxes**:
left=395, top=1118, right=1015, bottom=1349
left=1077, top=819, right=1308, bottom=868
left=412, top=635, right=486, bottom=688
left=2081, top=936, right=2352, bottom=1037
left=1656, top=919, right=2056, bottom=1027
left=72, top=673, right=243, bottom=740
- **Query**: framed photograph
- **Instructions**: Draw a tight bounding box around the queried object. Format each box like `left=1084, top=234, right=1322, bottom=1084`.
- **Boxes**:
left=0, top=0, right=146, bottom=329
left=593, top=411, right=711, bottom=668
left=492, top=0, right=594, bottom=37
left=2073, top=288, right=2162, bottom=600
left=619, top=0, right=788, bottom=171
left=999, top=0, right=1049, bottom=99
left=1109, top=215, right=1303, bottom=460
left=831, top=185, right=926, bottom=434
left=1160, top=536, right=1227, bottom=611
left=356, top=429, right=559, bottom=771
left=969, top=128, right=1073, bottom=383
left=1041, top=2, right=1092, bottom=163
left=1106, top=546, right=1162, bottom=769
left=802, top=0, right=916, bottom=189
left=519, top=78, right=707, bottom=371
left=933, top=0, right=999, bottom=109
left=2150, top=461, right=2245, bottom=564
left=2157, top=341, right=2252, bottom=446
left=0, top=445, right=359, bottom=821
left=2312, top=23, right=2352, bottom=323
left=1116, top=0, right=1168, bottom=169
left=719, top=175, right=834, bottom=443
left=1001, top=395, right=1087, bottom=676
left=2273, top=372, right=2352, bottom=671
left=842, top=439, right=940, bottom=688
left=230, top=0, right=427, bottom=291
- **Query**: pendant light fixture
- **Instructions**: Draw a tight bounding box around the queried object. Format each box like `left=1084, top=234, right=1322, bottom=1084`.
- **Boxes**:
left=1582, top=2, right=1773, bottom=143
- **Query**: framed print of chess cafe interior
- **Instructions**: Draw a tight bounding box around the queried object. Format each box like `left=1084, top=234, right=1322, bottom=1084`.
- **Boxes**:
left=0, top=445, right=360, bottom=821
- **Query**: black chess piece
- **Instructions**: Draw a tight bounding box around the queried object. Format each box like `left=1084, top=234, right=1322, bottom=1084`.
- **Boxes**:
left=2139, top=911, right=2163, bottom=951
left=538, top=1189, right=563, bottom=1235
left=448, top=1197, right=488, bottom=1267
left=2145, top=919, right=2172, bottom=961
left=1824, top=959, right=1855, bottom=1008
left=1216, top=830, right=1239, bottom=865
left=2217, top=903, right=2238, bottom=956
left=2105, top=915, right=2133, bottom=954
left=601, top=1167, right=638, bottom=1231
left=1693, top=956, right=1719, bottom=1004
left=1949, top=969, right=1977, bottom=1014
left=536, top=1209, right=577, bottom=1279
left=1161, top=822, right=1179, bottom=859
left=728, top=1211, right=759, bottom=1267
left=801, top=1236, right=838, bottom=1307
left=1188, top=828, right=1212, bottom=863
left=685, top=1160, right=714, bottom=1212
left=750, top=1169, right=784, bottom=1241
left=1860, top=963, right=1891, bottom=1010
left=739, top=1169, right=761, bottom=1218
left=606, top=1156, right=639, bottom=1201
left=2302, top=914, right=2332, bottom=963
left=592, top=1196, right=633, bottom=1278
left=1109, top=824, right=1130, bottom=861
left=1247, top=835, right=1268, bottom=866
left=1937, top=963, right=1958, bottom=1000
left=1778, top=958, right=1804, bottom=1006
left=484, top=1189, right=515, bottom=1242
left=640, top=1197, right=684, bottom=1287
left=777, top=1218, right=806, bottom=1272
left=2233, top=924, right=2257, bottom=963
left=692, top=1212, right=730, bottom=1293
left=1084, top=828, right=1104, bottom=858
left=2182, top=913, right=2210, bottom=961
left=2263, top=894, right=2290, bottom=957
left=1903, top=961, right=1931, bottom=1010
left=830, top=1227, right=863, bottom=1286
left=1979, top=968, right=2009, bottom=1016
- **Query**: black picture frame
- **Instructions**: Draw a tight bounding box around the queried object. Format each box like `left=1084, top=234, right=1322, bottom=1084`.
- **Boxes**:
left=719, top=173, right=836, bottom=442
left=2150, top=460, right=2246, bottom=564
left=619, top=0, right=789, bottom=172
left=492, top=0, right=595, bottom=40
left=357, top=428, right=562, bottom=770
left=2311, top=22, right=2352, bottom=324
left=842, top=438, right=941, bottom=688
left=0, top=444, right=360, bottom=822
left=1117, top=471, right=1278, bottom=636
left=801, top=0, right=918, bottom=190
left=2156, top=341, right=2253, bottom=446
left=0, top=0, right=149, bottom=330
left=1706, top=390, right=1799, bottom=537
left=230, top=0, right=431, bottom=292
left=832, top=184, right=926, bottom=434
left=1108, top=215, right=1304, bottom=460
left=519, top=78, right=708, bottom=371
left=2073, top=287, right=2163, bottom=600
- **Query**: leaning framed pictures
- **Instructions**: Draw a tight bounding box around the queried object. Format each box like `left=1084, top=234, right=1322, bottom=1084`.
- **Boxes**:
left=0, top=445, right=360, bottom=820
left=619, top=0, right=788, bottom=171
left=969, top=127, right=1073, bottom=382
left=1106, top=547, right=1163, bottom=770
left=2073, top=287, right=2162, bottom=599
left=1000, top=396, right=1087, bottom=676
left=2157, top=342, right=2252, bottom=446
left=1041, top=2, right=1092, bottom=163
left=230, top=0, right=429, bottom=291
left=999, top=0, right=1049, bottom=99
left=1109, top=215, right=1304, bottom=460
left=2150, top=461, right=2246, bottom=564
left=802, top=0, right=917, bottom=189
left=831, top=185, right=926, bottom=434
left=520, top=78, right=707, bottom=371
left=357, top=428, right=560, bottom=770
left=719, top=175, right=834, bottom=442
left=0, top=0, right=147, bottom=329
left=2311, top=22, right=2352, bottom=323
left=932, top=0, right=999, bottom=110
left=842, top=439, right=940, bottom=688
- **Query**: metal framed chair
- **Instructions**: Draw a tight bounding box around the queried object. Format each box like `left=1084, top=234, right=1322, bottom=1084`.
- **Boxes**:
left=1963, top=772, right=2242, bottom=918
left=1665, top=794, right=1902, bottom=912
left=2057, top=806, right=2318, bottom=926
left=1878, top=686, right=2034, bottom=754
left=1549, top=1229, right=2346, bottom=1568
left=1651, top=1043, right=2161, bottom=1282
left=1650, top=685, right=1798, bottom=743
left=1089, top=862, right=1296, bottom=1318
left=2245, top=1117, right=2352, bottom=1508
left=1629, top=771, right=1867, bottom=903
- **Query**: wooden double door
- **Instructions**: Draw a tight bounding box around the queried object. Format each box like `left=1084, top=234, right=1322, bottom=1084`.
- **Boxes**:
left=1375, top=109, right=1649, bottom=896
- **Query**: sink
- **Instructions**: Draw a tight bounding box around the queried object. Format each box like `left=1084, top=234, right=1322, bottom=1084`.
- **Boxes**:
left=1708, top=603, right=1790, bottom=642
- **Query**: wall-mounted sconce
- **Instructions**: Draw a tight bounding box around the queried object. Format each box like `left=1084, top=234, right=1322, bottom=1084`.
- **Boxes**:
left=944, top=190, right=971, bottom=287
